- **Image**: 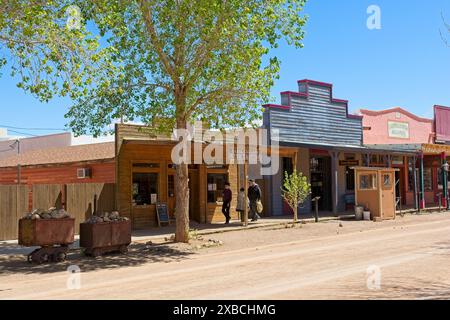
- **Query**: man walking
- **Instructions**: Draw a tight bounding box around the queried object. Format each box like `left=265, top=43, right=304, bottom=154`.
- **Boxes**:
left=248, top=179, right=262, bottom=221
left=222, top=182, right=232, bottom=224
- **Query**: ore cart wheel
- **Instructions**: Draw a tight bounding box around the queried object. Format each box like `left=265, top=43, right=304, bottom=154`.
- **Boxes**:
left=55, top=251, right=67, bottom=262
left=119, top=245, right=128, bottom=254
left=92, top=248, right=102, bottom=257
left=38, top=252, right=49, bottom=264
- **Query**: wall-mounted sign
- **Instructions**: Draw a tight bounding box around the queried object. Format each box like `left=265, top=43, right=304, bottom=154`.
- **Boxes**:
left=388, top=121, right=409, bottom=139
left=339, top=160, right=359, bottom=166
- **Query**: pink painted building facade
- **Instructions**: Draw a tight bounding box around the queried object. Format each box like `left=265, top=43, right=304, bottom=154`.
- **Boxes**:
left=359, top=106, right=450, bottom=210
left=359, top=107, right=434, bottom=145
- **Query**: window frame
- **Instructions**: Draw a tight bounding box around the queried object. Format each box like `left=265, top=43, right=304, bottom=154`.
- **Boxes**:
left=207, top=173, right=228, bottom=204
left=358, top=173, right=377, bottom=191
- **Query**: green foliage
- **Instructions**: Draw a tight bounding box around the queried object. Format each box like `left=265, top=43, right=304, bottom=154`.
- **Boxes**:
left=0, top=1, right=108, bottom=105
left=1, top=0, right=307, bottom=136
left=282, top=169, right=311, bottom=222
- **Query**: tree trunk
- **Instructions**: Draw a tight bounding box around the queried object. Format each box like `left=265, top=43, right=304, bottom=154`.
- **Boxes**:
left=174, top=107, right=190, bottom=243
left=293, top=203, right=298, bottom=223
left=175, top=162, right=190, bottom=242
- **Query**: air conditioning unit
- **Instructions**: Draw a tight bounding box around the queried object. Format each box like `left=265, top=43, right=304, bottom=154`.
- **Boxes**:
left=77, top=168, right=91, bottom=179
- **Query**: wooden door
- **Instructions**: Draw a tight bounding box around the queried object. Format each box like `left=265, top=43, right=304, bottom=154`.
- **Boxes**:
left=167, top=174, right=176, bottom=218
left=189, top=170, right=200, bottom=222
left=381, top=171, right=396, bottom=219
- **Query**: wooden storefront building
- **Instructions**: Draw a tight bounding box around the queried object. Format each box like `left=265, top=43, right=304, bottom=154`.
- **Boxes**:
left=262, top=79, right=415, bottom=216
left=115, top=123, right=256, bottom=229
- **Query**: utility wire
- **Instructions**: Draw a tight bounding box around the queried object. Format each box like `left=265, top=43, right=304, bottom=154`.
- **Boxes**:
left=0, top=124, right=68, bottom=131
left=5, top=129, right=38, bottom=137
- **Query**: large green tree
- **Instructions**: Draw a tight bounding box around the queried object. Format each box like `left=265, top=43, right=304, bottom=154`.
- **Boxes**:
left=1, top=0, right=307, bottom=243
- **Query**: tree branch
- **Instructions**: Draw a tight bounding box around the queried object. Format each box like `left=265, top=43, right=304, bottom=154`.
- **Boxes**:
left=136, top=0, right=176, bottom=84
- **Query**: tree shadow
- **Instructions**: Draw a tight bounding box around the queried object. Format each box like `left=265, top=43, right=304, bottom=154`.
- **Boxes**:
left=0, top=242, right=195, bottom=275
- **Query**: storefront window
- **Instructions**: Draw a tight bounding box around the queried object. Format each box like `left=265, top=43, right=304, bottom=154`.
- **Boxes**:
left=207, top=174, right=227, bottom=203
left=168, top=175, right=175, bottom=198
left=282, top=157, right=293, bottom=183
left=359, top=173, right=377, bottom=190
left=438, top=168, right=443, bottom=190
left=391, top=156, right=404, bottom=166
left=423, top=168, right=432, bottom=191
left=345, top=154, right=355, bottom=191
left=383, top=174, right=392, bottom=188
left=132, top=173, right=158, bottom=205
left=370, top=155, right=379, bottom=165
left=407, top=157, right=419, bottom=191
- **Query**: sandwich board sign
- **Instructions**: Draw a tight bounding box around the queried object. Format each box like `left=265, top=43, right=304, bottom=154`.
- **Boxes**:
left=156, top=203, right=170, bottom=227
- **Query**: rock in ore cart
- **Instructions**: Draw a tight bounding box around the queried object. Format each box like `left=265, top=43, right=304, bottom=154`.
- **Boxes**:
left=19, top=208, right=75, bottom=264
left=80, top=211, right=131, bottom=257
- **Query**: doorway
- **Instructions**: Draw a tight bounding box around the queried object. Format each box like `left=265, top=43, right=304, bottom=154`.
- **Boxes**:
left=310, top=156, right=332, bottom=211
left=188, top=169, right=200, bottom=222
left=381, top=171, right=396, bottom=219
left=394, top=170, right=402, bottom=207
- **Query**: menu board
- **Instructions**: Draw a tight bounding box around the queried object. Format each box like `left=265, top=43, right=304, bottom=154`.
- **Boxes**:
left=156, top=203, right=170, bottom=227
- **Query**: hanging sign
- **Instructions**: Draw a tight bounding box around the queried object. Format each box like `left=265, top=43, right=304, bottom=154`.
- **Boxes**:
left=339, top=160, right=360, bottom=166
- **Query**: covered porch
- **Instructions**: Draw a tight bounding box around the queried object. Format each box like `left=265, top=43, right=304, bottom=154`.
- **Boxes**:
left=268, top=141, right=416, bottom=217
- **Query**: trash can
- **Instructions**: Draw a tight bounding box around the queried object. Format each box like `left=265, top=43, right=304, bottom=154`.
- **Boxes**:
left=355, top=206, right=364, bottom=221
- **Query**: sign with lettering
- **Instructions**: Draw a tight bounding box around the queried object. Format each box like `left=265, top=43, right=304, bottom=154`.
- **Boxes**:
left=156, top=203, right=170, bottom=227
left=388, top=121, right=409, bottom=139
left=339, top=160, right=360, bottom=166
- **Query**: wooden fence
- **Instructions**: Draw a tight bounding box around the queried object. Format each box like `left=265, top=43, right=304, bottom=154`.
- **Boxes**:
left=66, top=183, right=115, bottom=233
left=0, top=183, right=115, bottom=240
left=0, top=185, right=29, bottom=241
left=32, top=184, right=64, bottom=210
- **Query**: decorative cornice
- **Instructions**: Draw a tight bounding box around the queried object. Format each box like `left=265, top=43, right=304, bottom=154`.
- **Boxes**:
left=359, top=107, right=433, bottom=124
left=264, top=79, right=360, bottom=121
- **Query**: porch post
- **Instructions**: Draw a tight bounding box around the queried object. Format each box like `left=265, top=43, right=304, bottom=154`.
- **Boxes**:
left=243, top=162, right=249, bottom=227
left=365, top=153, right=370, bottom=167
left=412, top=155, right=418, bottom=211
left=419, top=152, right=425, bottom=210
left=330, top=151, right=340, bottom=215
left=441, top=152, right=448, bottom=209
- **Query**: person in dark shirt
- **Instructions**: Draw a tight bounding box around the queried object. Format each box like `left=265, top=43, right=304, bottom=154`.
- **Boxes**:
left=248, top=179, right=262, bottom=221
left=222, top=182, right=232, bottom=224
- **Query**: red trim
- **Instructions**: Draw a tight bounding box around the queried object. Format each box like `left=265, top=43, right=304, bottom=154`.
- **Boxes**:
left=280, top=91, right=308, bottom=98
left=434, top=105, right=450, bottom=110
left=359, top=107, right=433, bottom=124
left=267, top=79, right=361, bottom=122
left=434, top=105, right=450, bottom=142
left=331, top=98, right=348, bottom=104
left=348, top=114, right=363, bottom=120
left=297, top=79, right=333, bottom=88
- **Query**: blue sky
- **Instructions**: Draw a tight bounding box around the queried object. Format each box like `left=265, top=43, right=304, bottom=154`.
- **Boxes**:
left=1, top=0, right=450, bottom=137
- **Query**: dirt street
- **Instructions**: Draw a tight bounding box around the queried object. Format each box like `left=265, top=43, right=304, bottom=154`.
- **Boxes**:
left=2, top=213, right=450, bottom=300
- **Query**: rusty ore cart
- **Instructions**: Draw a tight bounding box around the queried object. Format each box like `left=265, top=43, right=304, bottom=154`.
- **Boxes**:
left=80, top=220, right=131, bottom=257
left=18, top=218, right=75, bottom=264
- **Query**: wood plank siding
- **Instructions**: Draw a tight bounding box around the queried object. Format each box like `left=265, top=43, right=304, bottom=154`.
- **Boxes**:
left=263, top=81, right=363, bottom=147
left=115, top=124, right=241, bottom=229
left=0, top=161, right=115, bottom=185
